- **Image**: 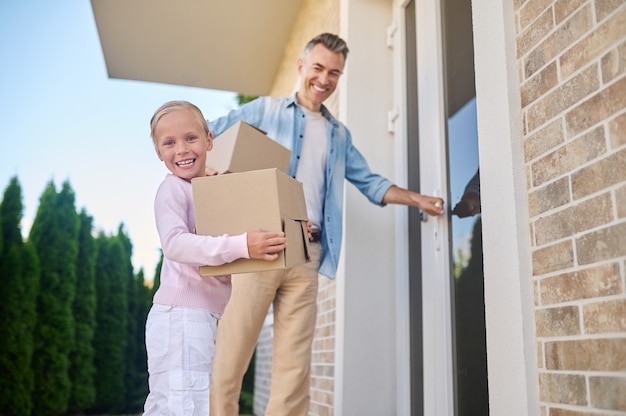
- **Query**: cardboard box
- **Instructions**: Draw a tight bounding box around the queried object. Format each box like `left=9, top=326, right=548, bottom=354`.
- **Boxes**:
left=207, top=121, right=291, bottom=174
left=192, top=168, right=310, bottom=276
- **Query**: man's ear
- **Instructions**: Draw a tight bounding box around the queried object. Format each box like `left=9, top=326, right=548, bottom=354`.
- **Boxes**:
left=297, top=58, right=304, bottom=74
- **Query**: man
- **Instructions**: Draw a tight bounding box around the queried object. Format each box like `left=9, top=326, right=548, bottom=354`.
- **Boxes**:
left=208, top=33, right=445, bottom=415
left=452, top=169, right=481, bottom=218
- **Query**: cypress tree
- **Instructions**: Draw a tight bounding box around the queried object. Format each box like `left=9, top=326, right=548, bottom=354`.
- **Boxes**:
left=0, top=177, right=40, bottom=415
left=0, top=191, right=2, bottom=253
left=151, top=249, right=163, bottom=297
left=92, top=233, right=128, bottom=413
left=128, top=251, right=163, bottom=411
left=116, top=225, right=143, bottom=412
left=68, top=209, right=97, bottom=412
left=126, top=266, right=153, bottom=412
left=29, top=180, right=79, bottom=415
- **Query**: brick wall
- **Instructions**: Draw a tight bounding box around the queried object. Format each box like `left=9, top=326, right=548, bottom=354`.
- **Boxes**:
left=309, top=276, right=336, bottom=416
left=516, top=0, right=626, bottom=414
left=253, top=319, right=272, bottom=414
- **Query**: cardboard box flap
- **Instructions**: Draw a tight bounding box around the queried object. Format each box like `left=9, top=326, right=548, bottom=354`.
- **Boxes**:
left=283, top=218, right=310, bottom=267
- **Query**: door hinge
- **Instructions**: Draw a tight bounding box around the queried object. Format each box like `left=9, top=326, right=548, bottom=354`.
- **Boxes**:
left=386, top=22, right=397, bottom=48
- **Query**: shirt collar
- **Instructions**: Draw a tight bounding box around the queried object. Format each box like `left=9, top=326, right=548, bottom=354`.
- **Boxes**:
left=289, top=92, right=338, bottom=126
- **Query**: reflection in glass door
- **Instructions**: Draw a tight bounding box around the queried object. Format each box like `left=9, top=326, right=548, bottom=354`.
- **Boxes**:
left=442, top=0, right=488, bottom=414
left=447, top=99, right=487, bottom=415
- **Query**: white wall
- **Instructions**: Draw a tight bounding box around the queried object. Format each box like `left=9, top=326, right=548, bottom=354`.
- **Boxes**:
left=336, top=0, right=398, bottom=414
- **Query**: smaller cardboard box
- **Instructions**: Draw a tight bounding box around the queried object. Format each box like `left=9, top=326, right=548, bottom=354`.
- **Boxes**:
left=192, top=168, right=310, bottom=276
left=207, top=121, right=291, bottom=174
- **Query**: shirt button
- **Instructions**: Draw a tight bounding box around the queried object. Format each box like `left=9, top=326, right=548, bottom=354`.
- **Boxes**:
left=186, top=378, right=194, bottom=387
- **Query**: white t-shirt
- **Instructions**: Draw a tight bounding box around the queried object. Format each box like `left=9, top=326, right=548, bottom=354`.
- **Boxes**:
left=296, top=107, right=328, bottom=230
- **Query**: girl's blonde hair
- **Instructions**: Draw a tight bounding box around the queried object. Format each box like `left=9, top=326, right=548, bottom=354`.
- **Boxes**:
left=150, top=100, right=209, bottom=147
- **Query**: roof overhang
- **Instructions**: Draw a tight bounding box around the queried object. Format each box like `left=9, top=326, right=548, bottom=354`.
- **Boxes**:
left=90, top=0, right=304, bottom=95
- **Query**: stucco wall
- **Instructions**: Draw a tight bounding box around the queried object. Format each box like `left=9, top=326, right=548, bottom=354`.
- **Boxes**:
left=268, top=0, right=340, bottom=100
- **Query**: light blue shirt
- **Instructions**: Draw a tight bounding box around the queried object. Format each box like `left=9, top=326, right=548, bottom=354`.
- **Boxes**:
left=209, top=94, right=393, bottom=279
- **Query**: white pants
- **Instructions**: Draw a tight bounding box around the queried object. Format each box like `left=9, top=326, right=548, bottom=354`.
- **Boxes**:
left=143, top=304, right=218, bottom=416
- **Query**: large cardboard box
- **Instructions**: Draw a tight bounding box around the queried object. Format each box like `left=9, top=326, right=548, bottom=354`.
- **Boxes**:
left=192, top=168, right=310, bottom=276
left=207, top=121, right=291, bottom=174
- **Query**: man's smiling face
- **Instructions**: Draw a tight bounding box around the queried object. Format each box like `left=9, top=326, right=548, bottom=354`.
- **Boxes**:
left=297, top=43, right=345, bottom=112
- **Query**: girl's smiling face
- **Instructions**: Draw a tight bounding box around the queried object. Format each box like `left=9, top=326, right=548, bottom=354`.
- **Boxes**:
left=154, top=109, right=213, bottom=181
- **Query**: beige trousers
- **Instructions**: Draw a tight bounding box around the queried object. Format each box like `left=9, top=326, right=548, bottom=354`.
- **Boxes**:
left=210, top=242, right=322, bottom=416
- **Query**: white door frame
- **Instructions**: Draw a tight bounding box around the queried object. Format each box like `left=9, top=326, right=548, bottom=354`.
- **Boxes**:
left=415, top=0, right=455, bottom=411
left=397, top=0, right=455, bottom=414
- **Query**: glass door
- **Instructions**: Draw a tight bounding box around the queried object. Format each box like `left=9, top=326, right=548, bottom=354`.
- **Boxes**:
left=443, top=0, right=488, bottom=414
left=447, top=100, right=487, bottom=415
left=405, top=0, right=487, bottom=414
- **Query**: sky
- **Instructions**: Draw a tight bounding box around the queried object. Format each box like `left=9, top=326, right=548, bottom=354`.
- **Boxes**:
left=0, top=1, right=240, bottom=277
left=448, top=97, right=480, bottom=268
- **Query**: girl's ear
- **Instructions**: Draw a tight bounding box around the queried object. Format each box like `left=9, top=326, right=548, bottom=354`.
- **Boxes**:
left=155, top=146, right=164, bottom=161
left=206, top=131, right=214, bottom=151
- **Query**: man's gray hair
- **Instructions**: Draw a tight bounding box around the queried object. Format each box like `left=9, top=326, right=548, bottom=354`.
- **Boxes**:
left=303, top=33, right=349, bottom=60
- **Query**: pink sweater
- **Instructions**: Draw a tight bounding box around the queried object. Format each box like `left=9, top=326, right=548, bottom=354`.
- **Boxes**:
left=152, top=174, right=249, bottom=314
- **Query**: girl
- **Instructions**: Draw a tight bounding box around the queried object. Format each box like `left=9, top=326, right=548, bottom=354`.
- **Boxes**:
left=144, top=100, right=286, bottom=415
